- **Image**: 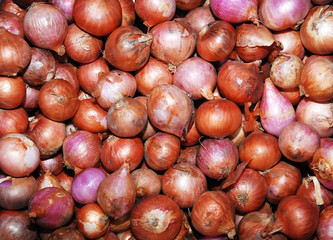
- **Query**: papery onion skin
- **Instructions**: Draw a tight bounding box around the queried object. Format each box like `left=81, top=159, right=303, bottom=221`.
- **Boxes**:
left=300, top=5, right=333, bottom=55
left=0, top=10, right=24, bottom=37
left=0, top=108, right=28, bottom=136
left=130, top=194, right=182, bottom=240
left=0, top=27, right=31, bottom=76
left=73, top=0, right=122, bottom=37
left=23, top=3, right=68, bottom=55
left=131, top=168, right=162, bottom=198
left=56, top=170, right=74, bottom=193
left=0, top=76, right=26, bottom=109
left=36, top=171, right=63, bottom=190
left=317, top=205, right=333, bottom=240
left=0, top=133, right=40, bottom=177
left=195, top=98, right=242, bottom=138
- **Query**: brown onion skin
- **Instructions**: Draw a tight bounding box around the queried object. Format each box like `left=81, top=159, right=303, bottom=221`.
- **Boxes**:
left=0, top=108, right=28, bottom=136
left=26, top=113, right=66, bottom=159
left=184, top=6, right=216, bottom=36
left=130, top=194, right=182, bottom=240
left=0, top=0, right=26, bottom=20
left=144, top=132, right=181, bottom=171
left=38, top=78, right=80, bottom=122
left=196, top=20, right=236, bottom=62
left=217, top=60, right=264, bottom=104
left=56, top=170, right=73, bottom=193
left=150, top=20, right=196, bottom=67
left=118, top=0, right=136, bottom=26
left=191, top=191, right=236, bottom=238
left=195, top=98, right=242, bottom=138
left=278, top=86, right=301, bottom=106
left=0, top=10, right=24, bottom=38
left=0, top=210, right=38, bottom=240
left=64, top=23, right=104, bottom=64
left=36, top=171, right=63, bottom=190
left=239, top=130, right=281, bottom=171
left=176, top=0, right=204, bottom=11
left=54, top=63, right=80, bottom=93
left=178, top=145, right=199, bottom=165
left=39, top=153, right=64, bottom=176
left=0, top=76, right=26, bottom=109
left=131, top=168, right=162, bottom=198
left=104, top=25, right=153, bottom=72
left=134, top=57, right=173, bottom=96
left=100, top=135, right=144, bottom=172
left=264, top=161, right=302, bottom=205
left=73, top=0, right=122, bottom=37
left=48, top=226, right=85, bottom=240
left=0, top=27, right=31, bottom=76
left=109, top=213, right=131, bottom=233
left=162, top=162, right=207, bottom=208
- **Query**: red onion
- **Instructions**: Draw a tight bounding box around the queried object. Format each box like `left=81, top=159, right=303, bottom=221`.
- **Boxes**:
left=54, top=63, right=80, bottom=93
left=48, top=226, right=85, bottom=240
left=39, top=153, right=64, bottom=175
left=118, top=0, right=136, bottom=26
left=0, top=108, right=28, bottom=136
left=97, top=163, right=136, bottom=219
left=296, top=97, right=333, bottom=138
left=0, top=133, right=40, bottom=177
left=28, top=187, right=74, bottom=229
left=147, top=84, right=194, bottom=140
left=131, top=168, right=162, bottom=198
left=259, top=78, right=296, bottom=136
left=0, top=76, right=26, bottom=109
left=23, top=85, right=39, bottom=112
left=48, top=0, right=75, bottom=23
left=191, top=191, right=236, bottom=238
left=0, top=27, right=31, bottom=76
left=317, top=205, right=333, bottom=240
left=162, top=162, right=207, bottom=208
left=130, top=194, right=182, bottom=240
left=184, top=5, right=216, bottom=36
left=71, top=167, right=107, bottom=205
left=73, top=0, right=122, bottom=36
left=0, top=210, right=38, bottom=240
left=210, top=0, right=259, bottom=25
left=0, top=10, right=24, bottom=37
left=92, top=70, right=137, bottom=110
left=23, top=3, right=68, bottom=55
left=134, top=0, right=176, bottom=27
left=63, top=130, right=102, bottom=173
left=259, top=0, right=312, bottom=31
left=173, top=56, right=217, bottom=101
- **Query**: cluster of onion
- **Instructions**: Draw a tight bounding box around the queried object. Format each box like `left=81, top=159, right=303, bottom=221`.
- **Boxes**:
left=0, top=0, right=333, bottom=239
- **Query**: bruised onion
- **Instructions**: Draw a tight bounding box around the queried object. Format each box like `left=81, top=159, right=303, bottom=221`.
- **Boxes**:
left=131, top=168, right=162, bottom=198
left=0, top=76, right=26, bottom=109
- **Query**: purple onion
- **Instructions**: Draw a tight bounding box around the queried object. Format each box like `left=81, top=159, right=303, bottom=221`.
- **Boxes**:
left=71, top=167, right=107, bottom=205
left=260, top=78, right=296, bottom=137
left=48, top=0, right=76, bottom=23
left=28, top=187, right=74, bottom=229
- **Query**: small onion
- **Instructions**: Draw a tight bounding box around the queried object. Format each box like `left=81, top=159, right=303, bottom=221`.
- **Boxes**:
left=131, top=168, right=162, bottom=198
left=0, top=76, right=26, bottom=109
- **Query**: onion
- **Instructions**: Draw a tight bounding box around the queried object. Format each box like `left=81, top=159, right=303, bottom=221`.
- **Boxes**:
left=28, top=187, right=74, bottom=229
left=56, top=169, right=74, bottom=193
left=317, top=205, right=333, bottom=240
left=0, top=175, right=37, bottom=210
left=195, top=98, right=242, bottom=138
left=217, top=60, right=263, bottom=104
left=264, top=161, right=302, bottom=205
left=210, top=0, right=259, bottom=25
left=130, top=194, right=182, bottom=240
left=176, top=0, right=204, bottom=11
left=0, top=108, right=28, bottom=136
left=147, top=84, right=194, bottom=140
left=23, top=85, right=39, bottom=112
left=100, top=230, right=119, bottom=240
left=0, top=0, right=26, bottom=20
left=0, top=76, right=26, bottom=109
left=173, top=56, right=217, bottom=101
left=97, top=163, right=136, bottom=219
left=181, top=111, right=201, bottom=147
left=22, top=47, right=56, bottom=87
left=239, top=129, right=281, bottom=171
left=39, top=153, right=64, bottom=175
left=0, top=133, right=40, bottom=177
left=36, top=171, right=63, bottom=190
left=0, top=10, right=24, bottom=37
left=26, top=113, right=66, bottom=159
left=109, top=213, right=131, bottom=233
left=196, top=138, right=238, bottom=180
left=71, top=167, right=107, bottom=205
left=196, top=20, right=236, bottom=62
left=63, top=130, right=102, bottom=173
left=48, top=0, right=76, bottom=23
left=300, top=55, right=333, bottom=102
left=131, top=168, right=162, bottom=198
left=134, top=0, right=176, bottom=27
left=134, top=56, right=173, bottom=96
left=76, top=203, right=110, bottom=239
left=118, top=0, right=135, bottom=26
left=101, top=135, right=144, bottom=172
left=107, top=98, right=148, bottom=138
left=23, top=3, right=68, bottom=55
left=300, top=5, right=333, bottom=55
left=64, top=23, right=104, bottom=64
left=178, top=145, right=199, bottom=165
left=184, top=5, right=216, bottom=36
left=259, top=78, right=296, bottom=136
left=278, top=122, right=321, bottom=162
left=104, top=25, right=153, bottom=72
left=48, top=226, right=85, bottom=240
left=73, top=0, right=121, bottom=36
left=0, top=210, right=38, bottom=240
left=259, top=0, right=312, bottom=31
left=92, top=70, right=137, bottom=110
left=191, top=191, right=236, bottom=238
left=265, top=195, right=319, bottom=240
left=278, top=86, right=301, bottom=107
left=150, top=20, right=196, bottom=67
left=162, top=162, right=207, bottom=208
left=0, top=27, right=31, bottom=76
left=296, top=97, right=333, bottom=138
left=144, top=132, right=181, bottom=171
